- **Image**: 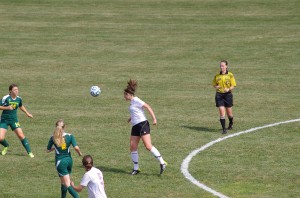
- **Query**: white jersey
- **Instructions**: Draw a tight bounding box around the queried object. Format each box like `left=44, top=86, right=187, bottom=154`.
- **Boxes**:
left=80, top=167, right=107, bottom=198
left=129, top=97, right=147, bottom=126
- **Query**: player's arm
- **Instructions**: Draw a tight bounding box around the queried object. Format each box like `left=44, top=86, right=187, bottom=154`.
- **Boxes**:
left=224, top=78, right=236, bottom=92
left=47, top=148, right=55, bottom=153
left=71, top=181, right=84, bottom=192
left=0, top=105, right=13, bottom=110
left=212, top=77, right=221, bottom=91
left=223, top=86, right=235, bottom=92
left=74, top=146, right=82, bottom=156
left=19, top=105, right=33, bottom=118
left=143, top=103, right=157, bottom=125
left=71, top=135, right=83, bottom=156
left=214, top=85, right=221, bottom=91
left=226, top=73, right=237, bottom=92
left=228, top=86, right=235, bottom=92
left=46, top=138, right=55, bottom=152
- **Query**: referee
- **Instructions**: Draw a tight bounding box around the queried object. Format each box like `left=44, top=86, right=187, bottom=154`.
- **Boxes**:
left=212, top=60, right=236, bottom=134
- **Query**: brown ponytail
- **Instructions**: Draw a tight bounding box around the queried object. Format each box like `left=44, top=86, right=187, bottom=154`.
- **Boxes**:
left=82, top=155, right=94, bottom=171
left=124, top=79, right=138, bottom=95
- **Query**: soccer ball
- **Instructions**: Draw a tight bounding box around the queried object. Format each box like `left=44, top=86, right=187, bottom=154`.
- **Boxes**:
left=90, top=86, right=101, bottom=97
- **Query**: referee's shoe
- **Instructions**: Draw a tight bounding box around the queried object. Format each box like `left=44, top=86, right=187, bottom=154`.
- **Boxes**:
left=222, top=129, right=227, bottom=134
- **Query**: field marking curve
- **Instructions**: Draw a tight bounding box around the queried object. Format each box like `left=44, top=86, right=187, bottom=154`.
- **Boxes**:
left=181, top=118, right=300, bottom=198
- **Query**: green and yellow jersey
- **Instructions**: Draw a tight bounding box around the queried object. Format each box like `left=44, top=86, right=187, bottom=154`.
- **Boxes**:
left=212, top=71, right=236, bottom=93
left=47, top=132, right=78, bottom=161
left=1, top=94, right=22, bottom=121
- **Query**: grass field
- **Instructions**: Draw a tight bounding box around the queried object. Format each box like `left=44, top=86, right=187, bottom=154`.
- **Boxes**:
left=0, top=0, right=299, bottom=197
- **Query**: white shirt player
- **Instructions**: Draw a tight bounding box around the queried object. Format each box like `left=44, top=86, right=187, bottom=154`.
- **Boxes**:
left=129, top=97, right=147, bottom=126
left=80, top=167, right=107, bottom=198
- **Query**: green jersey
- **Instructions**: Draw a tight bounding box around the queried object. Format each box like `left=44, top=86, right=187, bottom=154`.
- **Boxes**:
left=47, top=132, right=78, bottom=161
left=1, top=94, right=22, bottom=121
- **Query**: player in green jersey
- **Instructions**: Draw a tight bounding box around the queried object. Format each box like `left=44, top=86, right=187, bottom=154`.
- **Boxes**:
left=212, top=60, right=237, bottom=134
left=47, top=119, right=82, bottom=198
left=0, top=84, right=34, bottom=157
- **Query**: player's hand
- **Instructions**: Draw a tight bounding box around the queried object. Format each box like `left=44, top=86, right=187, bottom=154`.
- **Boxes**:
left=224, top=88, right=230, bottom=92
left=215, top=86, right=221, bottom=90
left=7, top=105, right=13, bottom=110
left=153, top=118, right=157, bottom=125
left=27, top=113, right=33, bottom=118
left=127, top=117, right=131, bottom=123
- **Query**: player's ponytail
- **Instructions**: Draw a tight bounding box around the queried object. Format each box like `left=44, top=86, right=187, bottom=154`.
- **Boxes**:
left=53, top=119, right=66, bottom=147
left=124, top=79, right=138, bottom=95
left=82, top=155, right=94, bottom=171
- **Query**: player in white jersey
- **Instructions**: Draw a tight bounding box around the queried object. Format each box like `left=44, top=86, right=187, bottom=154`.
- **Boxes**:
left=71, top=155, right=107, bottom=198
left=124, top=79, right=167, bottom=175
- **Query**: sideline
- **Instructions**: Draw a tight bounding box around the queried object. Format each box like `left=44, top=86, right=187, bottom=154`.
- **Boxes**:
left=181, top=118, right=300, bottom=198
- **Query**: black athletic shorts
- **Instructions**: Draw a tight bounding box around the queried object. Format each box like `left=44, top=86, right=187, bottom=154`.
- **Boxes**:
left=131, top=120, right=150, bottom=136
left=215, top=92, right=233, bottom=107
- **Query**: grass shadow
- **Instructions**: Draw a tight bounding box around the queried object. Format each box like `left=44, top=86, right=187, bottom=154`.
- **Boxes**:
left=182, top=125, right=218, bottom=133
left=95, top=166, right=129, bottom=174
left=95, top=166, right=160, bottom=176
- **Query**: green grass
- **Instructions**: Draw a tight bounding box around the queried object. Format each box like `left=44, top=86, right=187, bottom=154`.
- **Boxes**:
left=0, top=0, right=299, bottom=197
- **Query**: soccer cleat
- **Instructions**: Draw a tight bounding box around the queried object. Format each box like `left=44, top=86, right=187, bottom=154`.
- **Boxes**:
left=28, top=152, right=35, bottom=158
left=130, top=169, right=141, bottom=175
left=222, top=129, right=227, bottom=134
left=227, top=123, right=233, bottom=130
left=160, top=161, right=168, bottom=174
left=1, top=147, right=9, bottom=155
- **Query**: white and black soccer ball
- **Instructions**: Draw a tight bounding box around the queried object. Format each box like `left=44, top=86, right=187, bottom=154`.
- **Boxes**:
left=90, top=85, right=101, bottom=97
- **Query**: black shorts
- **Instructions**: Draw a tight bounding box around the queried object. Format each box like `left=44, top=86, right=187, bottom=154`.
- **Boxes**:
left=131, top=120, right=150, bottom=136
left=215, top=92, right=233, bottom=107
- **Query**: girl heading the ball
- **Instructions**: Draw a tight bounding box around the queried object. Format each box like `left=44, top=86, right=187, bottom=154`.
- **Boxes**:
left=124, top=79, right=167, bottom=175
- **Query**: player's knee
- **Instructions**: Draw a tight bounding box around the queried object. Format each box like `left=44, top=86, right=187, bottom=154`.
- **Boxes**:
left=145, top=145, right=152, bottom=151
left=130, top=146, right=138, bottom=152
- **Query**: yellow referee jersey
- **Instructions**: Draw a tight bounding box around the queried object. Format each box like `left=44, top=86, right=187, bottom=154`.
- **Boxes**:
left=212, top=71, right=236, bottom=93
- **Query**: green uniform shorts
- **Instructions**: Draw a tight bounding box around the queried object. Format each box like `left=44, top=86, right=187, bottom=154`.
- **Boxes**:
left=0, top=118, right=21, bottom=131
left=56, top=157, right=73, bottom=177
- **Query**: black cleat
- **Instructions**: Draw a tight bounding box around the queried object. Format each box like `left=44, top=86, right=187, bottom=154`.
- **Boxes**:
left=130, top=169, right=141, bottom=175
left=222, top=129, right=227, bottom=134
left=227, top=123, right=233, bottom=130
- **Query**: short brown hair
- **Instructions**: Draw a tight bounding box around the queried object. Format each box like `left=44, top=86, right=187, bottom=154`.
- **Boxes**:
left=9, top=84, right=18, bottom=91
left=220, top=60, right=228, bottom=65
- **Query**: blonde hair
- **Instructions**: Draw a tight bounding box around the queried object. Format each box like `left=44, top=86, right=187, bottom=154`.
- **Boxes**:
left=53, top=119, right=66, bottom=147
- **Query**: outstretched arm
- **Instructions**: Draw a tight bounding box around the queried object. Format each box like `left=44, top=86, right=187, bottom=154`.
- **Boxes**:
left=71, top=181, right=84, bottom=192
left=20, top=105, right=33, bottom=118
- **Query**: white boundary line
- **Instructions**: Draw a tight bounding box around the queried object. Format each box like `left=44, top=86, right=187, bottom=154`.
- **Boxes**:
left=181, top=118, right=300, bottom=198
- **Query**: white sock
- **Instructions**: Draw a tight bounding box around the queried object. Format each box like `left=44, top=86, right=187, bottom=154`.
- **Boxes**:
left=150, top=146, right=165, bottom=164
left=131, top=151, right=139, bottom=170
